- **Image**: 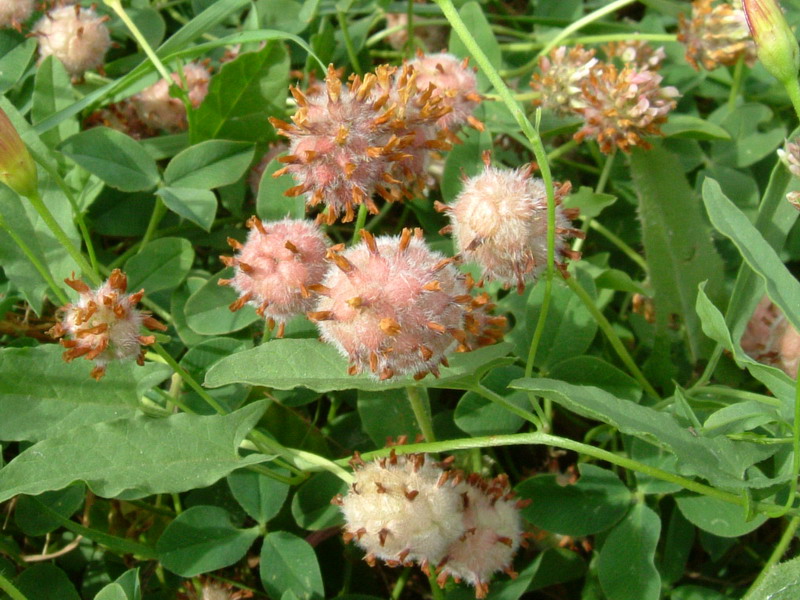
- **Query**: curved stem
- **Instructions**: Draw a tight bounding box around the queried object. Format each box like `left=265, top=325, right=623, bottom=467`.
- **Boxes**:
left=26, top=190, right=100, bottom=286
left=103, top=0, right=174, bottom=83
left=138, top=197, right=168, bottom=255
left=743, top=516, right=800, bottom=598
left=339, top=432, right=797, bottom=517
left=587, top=220, right=648, bottom=272
left=150, top=342, right=227, bottom=415
left=0, top=574, right=28, bottom=600
left=351, top=203, right=368, bottom=244
left=562, top=274, right=660, bottom=399
left=407, top=386, right=436, bottom=442
left=473, top=384, right=543, bottom=430
left=0, top=216, right=69, bottom=305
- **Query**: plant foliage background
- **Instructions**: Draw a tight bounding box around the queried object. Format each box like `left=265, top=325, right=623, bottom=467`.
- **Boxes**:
left=1, top=0, right=800, bottom=599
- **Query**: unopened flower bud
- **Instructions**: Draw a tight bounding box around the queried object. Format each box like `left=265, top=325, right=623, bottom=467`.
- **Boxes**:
left=0, top=107, right=37, bottom=198
left=743, top=0, right=800, bottom=85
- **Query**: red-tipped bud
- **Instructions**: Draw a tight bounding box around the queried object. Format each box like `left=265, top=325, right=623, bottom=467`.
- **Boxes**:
left=743, top=0, right=800, bottom=85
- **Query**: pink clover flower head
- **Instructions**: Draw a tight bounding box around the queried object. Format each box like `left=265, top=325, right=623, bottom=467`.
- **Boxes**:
left=408, top=52, right=483, bottom=131
left=437, top=473, right=525, bottom=599
left=132, top=62, right=211, bottom=133
left=574, top=63, right=679, bottom=153
left=0, top=0, right=34, bottom=30
left=531, top=45, right=599, bottom=117
left=741, top=296, right=800, bottom=378
left=442, top=158, right=579, bottom=293
left=310, top=228, right=469, bottom=380
left=48, top=269, right=166, bottom=381
left=270, top=64, right=450, bottom=224
left=33, top=5, right=111, bottom=77
left=219, top=217, right=330, bottom=338
left=334, top=451, right=466, bottom=567
left=678, top=0, right=756, bottom=71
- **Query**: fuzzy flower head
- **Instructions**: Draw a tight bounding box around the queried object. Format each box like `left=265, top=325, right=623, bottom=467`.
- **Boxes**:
left=531, top=45, right=599, bottom=117
left=219, top=217, right=329, bottom=338
left=310, top=229, right=469, bottom=380
left=778, top=138, right=800, bottom=208
left=333, top=451, right=467, bottom=567
left=603, top=41, right=666, bottom=70
left=574, top=64, right=679, bottom=153
left=132, top=62, right=211, bottom=133
left=436, top=474, right=525, bottom=599
left=741, top=297, right=800, bottom=378
left=678, top=0, right=757, bottom=71
left=48, top=269, right=166, bottom=380
left=334, top=451, right=529, bottom=599
left=0, top=106, right=37, bottom=198
left=408, top=52, right=483, bottom=131
left=33, top=5, right=111, bottom=78
left=0, top=0, right=34, bottom=30
left=441, top=157, right=580, bottom=293
left=462, top=291, right=507, bottom=351
left=270, top=64, right=449, bottom=224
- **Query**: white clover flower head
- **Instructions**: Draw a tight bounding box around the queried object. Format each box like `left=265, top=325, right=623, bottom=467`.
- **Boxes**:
left=335, top=452, right=466, bottom=567
left=48, top=269, right=166, bottom=380
left=219, top=217, right=330, bottom=338
left=603, top=40, right=666, bottom=70
left=441, top=156, right=579, bottom=292
left=132, top=62, right=211, bottom=133
left=531, top=45, right=599, bottom=116
left=310, top=228, right=469, bottom=380
left=0, top=0, right=34, bottom=30
left=33, top=5, right=111, bottom=77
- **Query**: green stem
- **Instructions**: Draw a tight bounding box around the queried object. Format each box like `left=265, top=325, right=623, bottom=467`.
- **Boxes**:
left=151, top=342, right=227, bottom=415
left=784, top=77, right=800, bottom=122
left=0, top=573, right=28, bottom=600
left=249, top=429, right=352, bottom=482
left=138, top=196, right=168, bottom=255
left=744, top=516, right=800, bottom=598
left=405, top=0, right=415, bottom=56
left=103, top=0, right=174, bottom=83
left=473, top=384, right=544, bottom=430
left=0, top=217, right=69, bottom=305
left=340, top=432, right=797, bottom=517
left=428, top=573, right=445, bottom=600
left=338, top=9, right=363, bottom=75
left=351, top=204, right=368, bottom=244
left=563, top=274, right=660, bottom=399
left=391, top=567, right=412, bottom=600
left=536, top=0, right=639, bottom=60
left=587, top=220, right=648, bottom=272
left=407, top=386, right=436, bottom=442
left=727, top=56, right=745, bottom=112
left=26, top=190, right=101, bottom=286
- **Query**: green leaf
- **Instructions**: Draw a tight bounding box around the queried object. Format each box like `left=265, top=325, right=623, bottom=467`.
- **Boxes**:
left=59, top=127, right=160, bottom=192
left=164, top=140, right=255, bottom=189
left=696, top=276, right=795, bottom=412
left=156, top=187, right=218, bottom=231
left=562, top=186, right=617, bottom=220
left=124, top=237, right=194, bottom=293
left=291, top=471, right=346, bottom=530
left=227, top=467, right=290, bottom=525
left=671, top=585, right=729, bottom=600
left=184, top=270, right=260, bottom=335
left=358, top=388, right=421, bottom=446
left=32, top=56, right=78, bottom=148
left=597, top=504, right=661, bottom=600
left=661, top=115, right=731, bottom=141
left=180, top=337, right=251, bottom=414
left=631, top=142, right=725, bottom=362
left=448, top=2, right=501, bottom=92
left=16, top=563, right=80, bottom=600
left=192, top=42, right=289, bottom=142
left=703, top=178, right=800, bottom=333
left=0, top=38, right=35, bottom=94
left=515, top=464, right=631, bottom=536
left=746, top=555, right=800, bottom=600
left=703, top=401, right=780, bottom=436
left=659, top=508, right=694, bottom=585
left=441, top=126, right=491, bottom=203
left=257, top=156, right=307, bottom=221
left=0, top=345, right=170, bottom=442
left=95, top=584, right=128, bottom=600
left=504, top=268, right=597, bottom=370
left=260, top=531, right=325, bottom=600
left=455, top=366, right=530, bottom=436
left=205, top=339, right=514, bottom=392
left=14, top=483, right=85, bottom=536
left=156, top=505, right=259, bottom=577
left=548, top=356, right=641, bottom=403
left=510, top=378, right=779, bottom=489
left=0, top=401, right=269, bottom=502
left=708, top=103, right=785, bottom=167
left=675, top=494, right=767, bottom=537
